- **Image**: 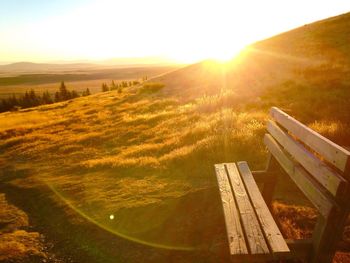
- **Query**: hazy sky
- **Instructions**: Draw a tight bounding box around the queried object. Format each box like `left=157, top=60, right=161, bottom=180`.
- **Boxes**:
left=1, top=0, right=349, bottom=63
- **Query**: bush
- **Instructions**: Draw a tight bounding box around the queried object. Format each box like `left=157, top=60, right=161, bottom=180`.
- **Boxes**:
left=140, top=82, right=165, bottom=93
left=101, top=83, right=109, bottom=92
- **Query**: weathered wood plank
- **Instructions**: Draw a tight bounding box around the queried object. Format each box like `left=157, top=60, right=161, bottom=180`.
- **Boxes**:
left=264, top=134, right=334, bottom=218
left=270, top=107, right=350, bottom=176
left=214, top=164, right=248, bottom=255
left=225, top=163, right=270, bottom=255
left=237, top=161, right=290, bottom=258
left=267, top=120, right=347, bottom=198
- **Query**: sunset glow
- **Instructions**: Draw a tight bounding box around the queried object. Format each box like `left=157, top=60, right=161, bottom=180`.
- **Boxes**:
left=1, top=0, right=349, bottom=63
left=1, top=1, right=350, bottom=261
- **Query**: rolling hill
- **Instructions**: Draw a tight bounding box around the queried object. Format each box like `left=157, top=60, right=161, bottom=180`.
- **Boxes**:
left=154, top=12, right=350, bottom=126
left=0, top=12, right=350, bottom=263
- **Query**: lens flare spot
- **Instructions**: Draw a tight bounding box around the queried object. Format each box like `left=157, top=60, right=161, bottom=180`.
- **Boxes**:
left=109, top=214, right=114, bottom=220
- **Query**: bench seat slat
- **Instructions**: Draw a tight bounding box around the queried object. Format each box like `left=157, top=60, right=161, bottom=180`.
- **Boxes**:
left=237, top=161, right=290, bottom=257
left=270, top=107, right=350, bottom=175
left=225, top=163, right=270, bottom=255
left=264, top=134, right=334, bottom=218
left=267, top=120, right=347, bottom=198
left=214, top=164, right=248, bottom=255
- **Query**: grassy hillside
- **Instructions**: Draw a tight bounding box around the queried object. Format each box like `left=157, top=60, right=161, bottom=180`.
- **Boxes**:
left=253, top=12, right=350, bottom=62
left=154, top=12, right=350, bottom=137
left=0, top=89, right=267, bottom=262
left=1, top=12, right=350, bottom=263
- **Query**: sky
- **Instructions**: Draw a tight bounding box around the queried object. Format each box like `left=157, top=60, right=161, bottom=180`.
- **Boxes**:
left=0, top=0, right=349, bottom=64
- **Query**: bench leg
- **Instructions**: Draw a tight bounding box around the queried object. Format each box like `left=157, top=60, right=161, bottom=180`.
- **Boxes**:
left=262, top=154, right=280, bottom=207
left=311, top=209, right=349, bottom=263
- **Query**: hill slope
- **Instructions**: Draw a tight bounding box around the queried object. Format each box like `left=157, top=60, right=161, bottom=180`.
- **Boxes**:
left=253, top=12, right=350, bottom=62
left=154, top=12, right=350, bottom=123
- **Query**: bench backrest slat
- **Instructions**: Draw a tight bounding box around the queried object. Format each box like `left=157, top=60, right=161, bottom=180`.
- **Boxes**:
left=267, top=120, right=347, bottom=198
left=270, top=107, right=350, bottom=177
left=264, top=134, right=334, bottom=218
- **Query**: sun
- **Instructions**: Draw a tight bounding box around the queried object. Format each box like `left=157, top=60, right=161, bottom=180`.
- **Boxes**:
left=168, top=41, right=248, bottom=64
left=207, top=52, right=234, bottom=63
left=207, top=43, right=248, bottom=63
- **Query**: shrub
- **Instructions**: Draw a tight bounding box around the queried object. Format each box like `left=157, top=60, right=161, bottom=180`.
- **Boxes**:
left=101, top=83, right=109, bottom=92
left=140, top=82, right=165, bottom=93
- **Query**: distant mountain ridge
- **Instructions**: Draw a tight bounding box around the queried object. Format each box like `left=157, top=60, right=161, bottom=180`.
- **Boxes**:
left=0, top=57, right=183, bottom=74
left=0, top=62, right=98, bottom=72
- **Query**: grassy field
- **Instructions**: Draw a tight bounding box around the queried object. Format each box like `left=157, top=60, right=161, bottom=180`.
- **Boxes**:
left=0, top=79, right=128, bottom=99
left=1, top=12, right=350, bottom=263
left=0, top=66, right=180, bottom=86
left=0, top=65, right=179, bottom=99
left=0, top=80, right=349, bottom=262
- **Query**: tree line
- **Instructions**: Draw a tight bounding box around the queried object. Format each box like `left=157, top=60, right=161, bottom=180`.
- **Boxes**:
left=0, top=77, right=146, bottom=113
left=101, top=80, right=141, bottom=92
left=0, top=81, right=90, bottom=113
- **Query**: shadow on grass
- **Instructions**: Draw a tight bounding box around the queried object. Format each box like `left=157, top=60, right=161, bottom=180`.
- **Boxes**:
left=0, top=180, right=230, bottom=263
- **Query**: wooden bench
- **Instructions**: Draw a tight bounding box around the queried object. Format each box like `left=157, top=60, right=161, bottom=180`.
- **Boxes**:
left=214, top=107, right=350, bottom=263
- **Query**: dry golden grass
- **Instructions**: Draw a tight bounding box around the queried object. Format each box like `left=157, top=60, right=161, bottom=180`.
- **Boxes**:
left=272, top=202, right=318, bottom=239
left=1, top=69, right=349, bottom=261
left=0, top=231, right=46, bottom=261
left=0, top=194, right=47, bottom=262
left=0, top=86, right=270, bottom=262
left=0, top=193, right=29, bottom=233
